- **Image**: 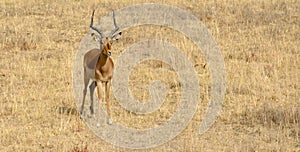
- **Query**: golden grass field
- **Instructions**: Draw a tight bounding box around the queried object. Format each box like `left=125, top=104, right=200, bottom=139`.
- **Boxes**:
left=0, top=0, right=299, bottom=151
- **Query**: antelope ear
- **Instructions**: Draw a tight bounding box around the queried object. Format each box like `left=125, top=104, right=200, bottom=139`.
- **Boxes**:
left=95, top=37, right=100, bottom=42
left=91, top=33, right=100, bottom=42
left=112, top=31, right=122, bottom=41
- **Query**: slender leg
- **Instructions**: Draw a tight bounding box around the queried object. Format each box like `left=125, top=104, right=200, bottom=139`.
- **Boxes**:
left=105, top=80, right=112, bottom=124
left=80, top=70, right=89, bottom=116
left=96, top=80, right=103, bottom=127
left=89, top=81, right=96, bottom=115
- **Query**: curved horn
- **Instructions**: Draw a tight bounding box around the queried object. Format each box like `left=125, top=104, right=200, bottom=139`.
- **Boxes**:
left=90, top=10, right=105, bottom=38
left=109, top=11, right=120, bottom=38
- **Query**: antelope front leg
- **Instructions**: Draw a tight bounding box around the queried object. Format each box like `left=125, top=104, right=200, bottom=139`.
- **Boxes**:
left=96, top=80, right=103, bottom=127
left=105, top=80, right=112, bottom=125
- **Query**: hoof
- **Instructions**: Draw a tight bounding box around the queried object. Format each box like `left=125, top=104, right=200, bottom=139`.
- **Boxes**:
left=107, top=118, right=112, bottom=125
left=79, top=112, right=84, bottom=119
left=90, top=107, right=94, bottom=115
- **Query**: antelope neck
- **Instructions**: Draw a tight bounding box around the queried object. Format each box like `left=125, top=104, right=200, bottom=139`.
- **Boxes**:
left=97, top=50, right=110, bottom=65
left=101, top=51, right=110, bottom=57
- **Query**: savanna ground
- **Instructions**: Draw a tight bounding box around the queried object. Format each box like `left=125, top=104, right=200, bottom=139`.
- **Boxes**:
left=0, top=0, right=299, bottom=151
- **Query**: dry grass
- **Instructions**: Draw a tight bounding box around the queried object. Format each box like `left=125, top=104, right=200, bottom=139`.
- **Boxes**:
left=0, top=0, right=299, bottom=151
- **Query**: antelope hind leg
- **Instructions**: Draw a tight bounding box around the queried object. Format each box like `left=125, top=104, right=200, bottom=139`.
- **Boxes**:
left=89, top=81, right=96, bottom=116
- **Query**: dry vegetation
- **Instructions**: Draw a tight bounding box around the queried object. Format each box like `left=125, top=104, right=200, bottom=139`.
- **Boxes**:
left=0, top=0, right=299, bottom=151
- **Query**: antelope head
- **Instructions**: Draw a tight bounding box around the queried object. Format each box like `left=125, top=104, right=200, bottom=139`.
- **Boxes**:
left=90, top=10, right=122, bottom=57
